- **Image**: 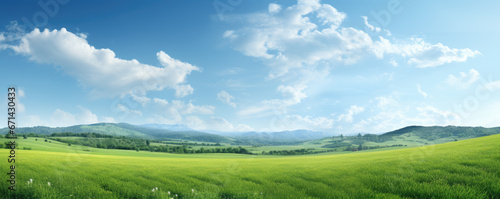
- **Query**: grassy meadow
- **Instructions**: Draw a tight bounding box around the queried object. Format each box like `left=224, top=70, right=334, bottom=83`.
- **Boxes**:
left=1, top=135, right=499, bottom=198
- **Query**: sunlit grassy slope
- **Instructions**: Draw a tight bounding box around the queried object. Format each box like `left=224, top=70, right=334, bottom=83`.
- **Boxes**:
left=1, top=135, right=499, bottom=198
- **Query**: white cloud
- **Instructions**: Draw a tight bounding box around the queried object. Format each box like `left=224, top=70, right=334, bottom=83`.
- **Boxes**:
left=14, top=88, right=25, bottom=113
left=223, top=30, right=237, bottom=40
left=172, top=100, right=214, bottom=115
left=219, top=67, right=244, bottom=76
left=3, top=28, right=199, bottom=97
left=485, top=80, right=500, bottom=90
left=337, top=105, right=365, bottom=123
left=362, top=16, right=381, bottom=32
left=17, top=89, right=25, bottom=97
left=130, top=94, right=151, bottom=106
left=146, top=98, right=215, bottom=125
left=217, top=91, right=236, bottom=108
left=375, top=96, right=397, bottom=109
left=116, top=104, right=143, bottom=117
left=374, top=37, right=480, bottom=68
left=268, top=3, right=282, bottom=14
left=416, top=84, right=428, bottom=98
left=389, top=59, right=398, bottom=67
left=50, top=109, right=76, bottom=127
left=274, top=83, right=308, bottom=106
left=239, top=82, right=308, bottom=116
left=446, top=69, right=480, bottom=89
left=173, top=84, right=194, bottom=98
left=225, top=1, right=479, bottom=78
left=414, top=106, right=459, bottom=125
left=150, top=97, right=166, bottom=105
left=75, top=106, right=99, bottom=124
left=223, top=0, right=478, bottom=121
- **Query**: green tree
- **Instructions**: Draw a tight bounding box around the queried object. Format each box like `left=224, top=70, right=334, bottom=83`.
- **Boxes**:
left=358, top=144, right=363, bottom=151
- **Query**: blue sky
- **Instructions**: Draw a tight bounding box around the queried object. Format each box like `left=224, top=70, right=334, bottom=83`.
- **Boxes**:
left=1, top=0, right=500, bottom=134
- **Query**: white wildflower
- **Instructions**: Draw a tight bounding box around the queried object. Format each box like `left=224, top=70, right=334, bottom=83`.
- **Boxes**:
left=168, top=191, right=170, bottom=195
left=192, top=189, right=194, bottom=193
left=48, top=182, right=51, bottom=186
left=152, top=188, right=155, bottom=192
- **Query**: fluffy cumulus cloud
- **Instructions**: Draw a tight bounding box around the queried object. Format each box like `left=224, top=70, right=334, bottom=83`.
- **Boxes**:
left=268, top=3, right=282, bottom=14
left=223, top=0, right=479, bottom=123
left=374, top=37, right=480, bottom=68
left=2, top=28, right=199, bottom=97
left=112, top=93, right=253, bottom=132
left=145, top=97, right=215, bottom=124
left=217, top=91, right=236, bottom=108
left=173, top=84, right=194, bottom=98
left=446, top=69, right=480, bottom=89
left=225, top=0, right=479, bottom=77
left=238, top=82, right=308, bottom=116
left=337, top=105, right=365, bottom=123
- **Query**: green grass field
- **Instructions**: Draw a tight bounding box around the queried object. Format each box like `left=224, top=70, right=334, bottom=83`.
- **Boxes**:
left=1, top=135, right=499, bottom=198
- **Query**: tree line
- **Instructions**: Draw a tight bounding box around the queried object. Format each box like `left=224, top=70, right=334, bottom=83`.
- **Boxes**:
left=262, top=148, right=335, bottom=155
left=12, top=132, right=253, bottom=155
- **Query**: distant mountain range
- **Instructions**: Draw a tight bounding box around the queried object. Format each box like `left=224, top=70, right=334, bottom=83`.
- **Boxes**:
left=141, top=123, right=193, bottom=131
left=228, top=130, right=334, bottom=145
left=1, top=123, right=335, bottom=144
left=2, top=123, right=500, bottom=145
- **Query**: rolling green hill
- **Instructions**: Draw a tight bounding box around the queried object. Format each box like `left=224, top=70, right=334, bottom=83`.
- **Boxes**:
left=3, top=124, right=500, bottom=150
left=0, top=123, right=231, bottom=143
left=0, top=133, right=499, bottom=198
left=380, top=125, right=500, bottom=141
left=242, top=125, right=500, bottom=154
